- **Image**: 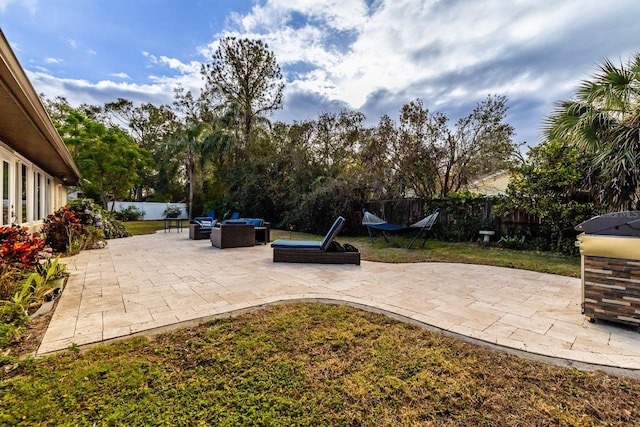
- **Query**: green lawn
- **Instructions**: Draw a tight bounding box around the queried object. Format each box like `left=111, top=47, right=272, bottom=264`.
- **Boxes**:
left=123, top=220, right=166, bottom=235
left=2, top=304, right=638, bottom=425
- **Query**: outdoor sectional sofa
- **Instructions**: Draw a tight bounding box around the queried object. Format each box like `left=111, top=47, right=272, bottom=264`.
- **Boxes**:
left=211, top=222, right=255, bottom=248
left=210, top=218, right=271, bottom=248
left=271, top=216, right=360, bottom=265
left=189, top=217, right=216, bottom=240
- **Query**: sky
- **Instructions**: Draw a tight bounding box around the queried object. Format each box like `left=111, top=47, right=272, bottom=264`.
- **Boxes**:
left=1, top=0, right=639, bottom=150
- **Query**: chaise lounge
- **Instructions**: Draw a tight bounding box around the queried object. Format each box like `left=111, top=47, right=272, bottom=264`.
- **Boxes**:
left=271, top=216, right=360, bottom=265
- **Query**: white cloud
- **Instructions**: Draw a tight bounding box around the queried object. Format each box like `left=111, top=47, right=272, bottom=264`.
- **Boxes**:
left=65, top=38, right=78, bottom=49
left=44, top=57, right=63, bottom=64
left=26, top=69, right=180, bottom=107
left=17, top=0, right=640, bottom=148
left=0, top=0, right=38, bottom=13
left=109, top=72, right=131, bottom=79
left=214, top=0, right=640, bottom=144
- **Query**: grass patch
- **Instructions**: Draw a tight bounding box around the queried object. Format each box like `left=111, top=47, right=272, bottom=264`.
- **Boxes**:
left=2, top=303, right=638, bottom=425
left=271, top=230, right=581, bottom=277
left=123, top=220, right=166, bottom=235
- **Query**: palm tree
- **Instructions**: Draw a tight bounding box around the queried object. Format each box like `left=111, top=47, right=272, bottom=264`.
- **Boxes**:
left=176, top=122, right=212, bottom=220
left=546, top=53, right=640, bottom=210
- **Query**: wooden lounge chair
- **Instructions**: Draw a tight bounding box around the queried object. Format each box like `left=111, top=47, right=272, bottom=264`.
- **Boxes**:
left=271, top=216, right=360, bottom=265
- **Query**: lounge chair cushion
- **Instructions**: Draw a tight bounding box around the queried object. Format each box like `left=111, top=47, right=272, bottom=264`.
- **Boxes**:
left=319, top=216, right=346, bottom=251
left=271, top=240, right=322, bottom=249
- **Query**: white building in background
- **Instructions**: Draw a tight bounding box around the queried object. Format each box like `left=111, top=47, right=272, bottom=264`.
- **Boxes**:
left=464, top=170, right=512, bottom=196
left=0, top=29, right=81, bottom=231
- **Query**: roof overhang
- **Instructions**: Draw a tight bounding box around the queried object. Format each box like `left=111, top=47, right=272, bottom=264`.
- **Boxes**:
left=0, top=29, right=81, bottom=185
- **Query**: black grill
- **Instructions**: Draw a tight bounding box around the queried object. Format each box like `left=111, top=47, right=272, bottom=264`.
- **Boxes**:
left=575, top=211, right=640, bottom=237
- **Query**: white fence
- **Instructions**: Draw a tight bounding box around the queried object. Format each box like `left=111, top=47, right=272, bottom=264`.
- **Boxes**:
left=110, top=201, right=188, bottom=220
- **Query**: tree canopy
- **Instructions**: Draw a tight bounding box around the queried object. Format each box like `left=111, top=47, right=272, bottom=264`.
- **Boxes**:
left=46, top=98, right=151, bottom=210
left=546, top=52, right=640, bottom=210
left=201, top=37, right=284, bottom=146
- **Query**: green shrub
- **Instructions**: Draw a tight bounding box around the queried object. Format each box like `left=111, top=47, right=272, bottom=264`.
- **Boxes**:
left=498, top=234, right=526, bottom=250
left=0, top=321, right=22, bottom=348
left=163, top=205, right=182, bottom=219
left=0, top=300, right=28, bottom=348
left=42, top=206, right=83, bottom=253
left=115, top=205, right=145, bottom=221
left=102, top=219, right=130, bottom=239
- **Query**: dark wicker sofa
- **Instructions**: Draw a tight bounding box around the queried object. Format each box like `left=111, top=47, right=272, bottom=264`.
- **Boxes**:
left=211, top=223, right=256, bottom=248
left=189, top=217, right=216, bottom=240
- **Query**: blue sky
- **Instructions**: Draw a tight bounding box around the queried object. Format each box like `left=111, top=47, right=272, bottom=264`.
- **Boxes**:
left=1, top=0, right=640, bottom=149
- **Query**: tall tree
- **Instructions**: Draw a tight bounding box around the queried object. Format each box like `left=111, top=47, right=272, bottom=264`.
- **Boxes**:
left=101, top=99, right=180, bottom=200
left=498, top=139, right=596, bottom=250
left=391, top=99, right=443, bottom=198
left=201, top=37, right=284, bottom=146
left=438, top=95, right=518, bottom=196
left=47, top=99, right=150, bottom=209
left=546, top=52, right=640, bottom=210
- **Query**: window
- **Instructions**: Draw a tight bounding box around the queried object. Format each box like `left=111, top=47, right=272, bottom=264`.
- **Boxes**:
left=21, top=163, right=27, bottom=223
left=2, top=160, right=8, bottom=225
left=34, top=171, right=42, bottom=220
left=46, top=178, right=52, bottom=215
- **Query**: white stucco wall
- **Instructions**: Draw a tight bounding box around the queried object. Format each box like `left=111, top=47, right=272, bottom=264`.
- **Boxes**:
left=109, top=201, right=188, bottom=220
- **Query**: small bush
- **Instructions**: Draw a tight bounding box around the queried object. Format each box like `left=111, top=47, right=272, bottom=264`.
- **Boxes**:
left=42, top=206, right=83, bottom=253
left=498, top=234, right=526, bottom=250
left=115, top=206, right=145, bottom=221
left=163, top=205, right=182, bottom=219
left=102, top=219, right=130, bottom=239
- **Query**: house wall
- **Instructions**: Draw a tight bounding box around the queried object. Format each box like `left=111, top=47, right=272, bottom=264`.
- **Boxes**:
left=0, top=140, right=68, bottom=231
left=465, top=172, right=511, bottom=196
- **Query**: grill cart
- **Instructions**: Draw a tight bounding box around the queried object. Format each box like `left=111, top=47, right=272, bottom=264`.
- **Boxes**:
left=575, top=211, right=640, bottom=330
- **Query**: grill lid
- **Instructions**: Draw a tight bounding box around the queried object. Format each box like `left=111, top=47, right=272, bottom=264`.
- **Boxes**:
left=575, top=211, right=640, bottom=236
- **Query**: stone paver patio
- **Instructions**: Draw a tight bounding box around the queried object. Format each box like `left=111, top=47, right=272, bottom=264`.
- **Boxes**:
left=39, top=231, right=640, bottom=376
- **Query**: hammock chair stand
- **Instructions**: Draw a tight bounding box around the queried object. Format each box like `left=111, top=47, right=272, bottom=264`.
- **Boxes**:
left=363, top=208, right=440, bottom=249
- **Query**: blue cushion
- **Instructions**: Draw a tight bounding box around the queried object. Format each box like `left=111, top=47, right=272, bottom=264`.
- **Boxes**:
left=271, top=240, right=322, bottom=249
left=194, top=217, right=214, bottom=228
left=320, top=217, right=346, bottom=251
left=247, top=218, right=264, bottom=226
left=223, top=219, right=247, bottom=225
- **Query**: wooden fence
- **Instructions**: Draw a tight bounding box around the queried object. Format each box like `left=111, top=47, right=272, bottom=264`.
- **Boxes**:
left=362, top=197, right=548, bottom=241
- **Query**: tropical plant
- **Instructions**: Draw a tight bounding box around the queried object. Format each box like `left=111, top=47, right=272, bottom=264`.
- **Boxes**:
left=546, top=52, right=640, bottom=210
left=42, top=206, right=83, bottom=253
left=36, top=256, right=68, bottom=283
left=101, top=220, right=129, bottom=240
left=498, top=234, right=526, bottom=250
left=0, top=225, right=45, bottom=271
